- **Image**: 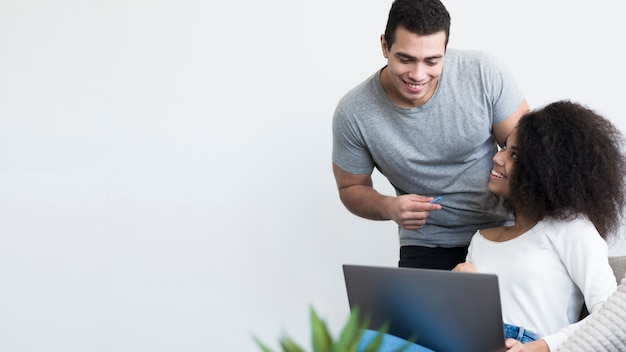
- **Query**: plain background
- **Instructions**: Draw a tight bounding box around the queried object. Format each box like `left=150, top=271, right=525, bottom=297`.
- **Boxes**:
left=1, top=0, right=625, bottom=351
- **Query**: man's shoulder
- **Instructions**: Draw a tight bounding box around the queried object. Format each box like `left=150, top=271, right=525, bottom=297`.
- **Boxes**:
left=445, top=48, right=494, bottom=64
left=442, top=49, right=504, bottom=85
left=336, top=70, right=381, bottom=107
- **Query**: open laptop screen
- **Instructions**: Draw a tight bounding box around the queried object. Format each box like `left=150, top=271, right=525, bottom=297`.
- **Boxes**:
left=342, top=264, right=506, bottom=352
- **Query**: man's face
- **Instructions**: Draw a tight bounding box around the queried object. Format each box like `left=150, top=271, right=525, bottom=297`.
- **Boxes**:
left=380, top=27, right=446, bottom=108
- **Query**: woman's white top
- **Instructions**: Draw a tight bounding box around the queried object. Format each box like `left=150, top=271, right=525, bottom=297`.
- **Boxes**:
left=467, top=216, right=617, bottom=350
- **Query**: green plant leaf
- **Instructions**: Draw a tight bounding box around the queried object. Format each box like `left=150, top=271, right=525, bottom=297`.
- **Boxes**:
left=252, top=335, right=276, bottom=352
left=334, top=306, right=365, bottom=352
left=279, top=335, right=306, bottom=352
left=310, top=307, right=333, bottom=352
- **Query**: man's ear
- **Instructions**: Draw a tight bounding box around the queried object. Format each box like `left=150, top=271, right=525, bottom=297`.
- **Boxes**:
left=380, top=34, right=389, bottom=58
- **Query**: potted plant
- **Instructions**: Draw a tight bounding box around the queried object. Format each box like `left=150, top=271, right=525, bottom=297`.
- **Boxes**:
left=253, top=306, right=412, bottom=352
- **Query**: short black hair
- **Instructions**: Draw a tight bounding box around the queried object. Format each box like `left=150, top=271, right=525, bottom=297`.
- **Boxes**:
left=384, top=0, right=451, bottom=50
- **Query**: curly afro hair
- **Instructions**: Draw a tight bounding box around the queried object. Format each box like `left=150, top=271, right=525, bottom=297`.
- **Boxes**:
left=507, top=100, right=626, bottom=239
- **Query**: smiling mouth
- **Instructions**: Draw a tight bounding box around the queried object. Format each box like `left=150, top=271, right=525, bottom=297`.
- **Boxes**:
left=406, top=81, right=425, bottom=89
left=491, top=169, right=504, bottom=179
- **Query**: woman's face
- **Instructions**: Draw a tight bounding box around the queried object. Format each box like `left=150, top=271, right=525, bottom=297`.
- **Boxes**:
left=489, top=129, right=519, bottom=198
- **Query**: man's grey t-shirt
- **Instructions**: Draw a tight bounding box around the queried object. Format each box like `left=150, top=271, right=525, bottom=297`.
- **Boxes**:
left=332, top=49, right=522, bottom=247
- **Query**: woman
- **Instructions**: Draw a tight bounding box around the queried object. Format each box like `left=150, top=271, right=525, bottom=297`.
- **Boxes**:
left=358, top=100, right=626, bottom=352
left=454, top=100, right=626, bottom=351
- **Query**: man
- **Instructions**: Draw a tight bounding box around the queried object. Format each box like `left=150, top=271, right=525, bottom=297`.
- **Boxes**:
left=332, top=0, right=528, bottom=270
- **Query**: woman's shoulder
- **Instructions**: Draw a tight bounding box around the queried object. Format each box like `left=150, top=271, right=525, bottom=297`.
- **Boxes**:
left=542, top=215, right=595, bottom=232
left=541, top=216, right=604, bottom=246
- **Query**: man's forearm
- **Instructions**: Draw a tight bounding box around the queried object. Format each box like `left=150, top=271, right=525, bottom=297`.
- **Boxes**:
left=338, top=185, right=393, bottom=221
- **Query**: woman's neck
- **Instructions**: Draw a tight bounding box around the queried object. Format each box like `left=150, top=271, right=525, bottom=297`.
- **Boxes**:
left=484, top=214, right=538, bottom=242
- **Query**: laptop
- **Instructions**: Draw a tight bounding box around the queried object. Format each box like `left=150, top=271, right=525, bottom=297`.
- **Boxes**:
left=342, top=264, right=506, bottom=352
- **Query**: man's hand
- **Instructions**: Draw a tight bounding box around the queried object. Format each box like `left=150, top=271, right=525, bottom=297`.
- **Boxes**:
left=386, top=194, right=442, bottom=230
left=332, top=163, right=441, bottom=227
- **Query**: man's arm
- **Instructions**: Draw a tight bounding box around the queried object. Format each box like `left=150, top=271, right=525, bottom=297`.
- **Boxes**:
left=332, top=162, right=391, bottom=220
left=332, top=162, right=440, bottom=230
left=493, top=99, right=530, bottom=146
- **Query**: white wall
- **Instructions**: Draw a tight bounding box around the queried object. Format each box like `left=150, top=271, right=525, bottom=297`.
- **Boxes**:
left=0, top=1, right=624, bottom=351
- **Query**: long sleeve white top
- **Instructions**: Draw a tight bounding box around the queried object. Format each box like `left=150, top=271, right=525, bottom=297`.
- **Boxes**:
left=467, top=216, right=617, bottom=351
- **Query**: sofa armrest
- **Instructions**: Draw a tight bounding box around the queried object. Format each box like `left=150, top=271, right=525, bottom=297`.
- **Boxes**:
left=609, top=255, right=626, bottom=283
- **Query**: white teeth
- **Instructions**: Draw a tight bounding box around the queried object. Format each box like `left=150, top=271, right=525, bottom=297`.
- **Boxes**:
left=407, top=83, right=424, bottom=89
left=491, top=170, right=504, bottom=179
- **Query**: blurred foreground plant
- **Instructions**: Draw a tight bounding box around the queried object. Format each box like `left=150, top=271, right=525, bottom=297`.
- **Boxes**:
left=254, top=306, right=412, bottom=352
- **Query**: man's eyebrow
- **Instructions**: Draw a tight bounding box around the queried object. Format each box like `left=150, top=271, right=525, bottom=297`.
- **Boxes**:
left=394, top=52, right=444, bottom=61
left=394, top=52, right=416, bottom=60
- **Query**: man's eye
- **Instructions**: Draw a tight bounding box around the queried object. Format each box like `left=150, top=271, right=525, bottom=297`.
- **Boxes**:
left=511, top=152, right=518, bottom=159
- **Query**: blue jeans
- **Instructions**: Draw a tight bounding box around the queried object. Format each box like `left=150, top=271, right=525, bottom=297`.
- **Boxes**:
left=357, top=330, right=434, bottom=352
left=503, top=323, right=540, bottom=343
left=358, top=324, right=539, bottom=352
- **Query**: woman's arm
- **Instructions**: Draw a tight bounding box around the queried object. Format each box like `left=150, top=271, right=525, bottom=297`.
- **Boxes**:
left=557, top=276, right=626, bottom=351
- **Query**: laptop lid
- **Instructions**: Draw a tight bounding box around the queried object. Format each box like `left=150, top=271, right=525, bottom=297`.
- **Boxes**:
left=342, top=264, right=506, bottom=352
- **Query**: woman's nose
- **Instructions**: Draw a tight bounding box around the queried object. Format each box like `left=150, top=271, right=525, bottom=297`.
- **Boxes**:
left=493, top=149, right=504, bottom=164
